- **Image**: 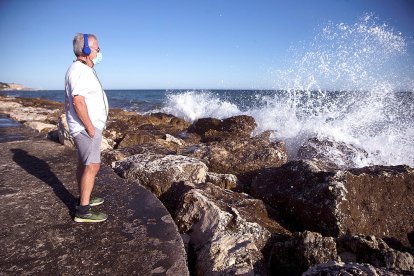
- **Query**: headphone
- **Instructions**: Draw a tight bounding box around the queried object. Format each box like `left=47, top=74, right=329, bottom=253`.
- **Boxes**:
left=82, top=34, right=91, bottom=55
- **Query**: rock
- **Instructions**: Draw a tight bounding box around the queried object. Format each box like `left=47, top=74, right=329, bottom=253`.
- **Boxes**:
left=188, top=117, right=222, bottom=136
left=57, top=114, right=75, bottom=148
left=175, top=182, right=291, bottom=275
left=105, top=111, right=190, bottom=148
left=101, top=143, right=176, bottom=166
left=270, top=231, right=338, bottom=275
left=112, top=153, right=208, bottom=197
left=303, top=261, right=403, bottom=276
left=188, top=115, right=257, bottom=142
left=206, top=172, right=239, bottom=190
left=164, top=134, right=184, bottom=146
left=183, top=131, right=288, bottom=187
left=117, top=129, right=161, bottom=148
left=0, top=99, right=23, bottom=110
left=297, top=137, right=370, bottom=169
left=221, top=115, right=257, bottom=135
left=337, top=234, right=414, bottom=271
left=251, top=160, right=414, bottom=246
left=23, top=121, right=56, bottom=133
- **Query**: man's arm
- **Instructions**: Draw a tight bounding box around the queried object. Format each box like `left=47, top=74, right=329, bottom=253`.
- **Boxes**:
left=73, top=95, right=95, bottom=137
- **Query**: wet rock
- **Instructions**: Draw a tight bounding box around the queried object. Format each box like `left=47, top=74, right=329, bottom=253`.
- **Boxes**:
left=177, top=131, right=202, bottom=145
left=112, top=153, right=208, bottom=197
left=298, top=137, right=370, bottom=169
left=337, top=234, right=414, bottom=271
left=183, top=131, right=288, bottom=186
left=303, top=261, right=404, bottom=276
left=175, top=182, right=291, bottom=275
left=106, top=111, right=190, bottom=148
left=270, top=231, right=338, bottom=275
left=188, top=115, right=257, bottom=142
left=188, top=117, right=222, bottom=136
left=251, top=160, right=414, bottom=246
left=205, top=172, right=239, bottom=190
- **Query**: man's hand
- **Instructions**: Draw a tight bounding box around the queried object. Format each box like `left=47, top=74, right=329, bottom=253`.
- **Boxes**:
left=86, top=126, right=96, bottom=138
left=73, top=95, right=95, bottom=137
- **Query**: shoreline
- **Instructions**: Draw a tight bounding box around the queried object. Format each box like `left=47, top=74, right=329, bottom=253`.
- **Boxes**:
left=1, top=94, right=413, bottom=274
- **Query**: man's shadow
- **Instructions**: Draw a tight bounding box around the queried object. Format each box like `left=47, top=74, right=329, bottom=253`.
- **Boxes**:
left=11, top=148, right=76, bottom=217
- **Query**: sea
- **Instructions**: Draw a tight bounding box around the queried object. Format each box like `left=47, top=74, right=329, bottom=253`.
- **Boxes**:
left=1, top=14, right=413, bottom=167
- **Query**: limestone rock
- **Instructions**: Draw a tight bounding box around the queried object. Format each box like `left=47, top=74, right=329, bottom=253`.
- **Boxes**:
left=188, top=115, right=257, bottom=142
left=337, top=234, right=414, bottom=271
left=175, top=182, right=291, bottom=275
left=112, top=153, right=208, bottom=197
left=270, top=231, right=338, bottom=275
left=105, top=110, right=190, bottom=148
left=298, top=137, right=370, bottom=169
left=117, top=129, right=161, bottom=148
left=57, top=114, right=75, bottom=148
left=183, top=131, right=288, bottom=186
left=206, top=172, right=239, bottom=190
left=303, top=261, right=403, bottom=276
left=164, top=134, right=184, bottom=146
left=101, top=143, right=176, bottom=166
left=23, top=121, right=56, bottom=133
left=251, top=160, right=414, bottom=246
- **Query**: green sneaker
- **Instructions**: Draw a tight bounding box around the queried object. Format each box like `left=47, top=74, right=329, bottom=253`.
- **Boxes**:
left=76, top=197, right=104, bottom=208
left=74, top=211, right=108, bottom=223
left=89, top=197, right=104, bottom=207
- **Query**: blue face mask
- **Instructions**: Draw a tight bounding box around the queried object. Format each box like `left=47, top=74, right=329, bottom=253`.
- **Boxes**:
left=92, top=52, right=102, bottom=65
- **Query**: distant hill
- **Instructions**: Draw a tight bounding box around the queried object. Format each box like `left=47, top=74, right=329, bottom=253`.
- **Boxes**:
left=0, top=82, right=31, bottom=91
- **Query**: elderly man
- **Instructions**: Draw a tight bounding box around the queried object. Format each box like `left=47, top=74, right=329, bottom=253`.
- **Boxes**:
left=65, top=33, right=108, bottom=222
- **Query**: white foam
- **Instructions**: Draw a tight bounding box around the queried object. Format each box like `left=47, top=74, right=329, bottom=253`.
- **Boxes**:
left=160, top=91, right=241, bottom=122
left=158, top=14, right=414, bottom=168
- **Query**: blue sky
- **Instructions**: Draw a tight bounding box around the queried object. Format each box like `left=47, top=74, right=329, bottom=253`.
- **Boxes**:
left=0, top=0, right=413, bottom=90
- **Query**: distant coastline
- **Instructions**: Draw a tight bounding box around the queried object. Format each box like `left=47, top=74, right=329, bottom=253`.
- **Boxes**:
left=0, top=82, right=34, bottom=91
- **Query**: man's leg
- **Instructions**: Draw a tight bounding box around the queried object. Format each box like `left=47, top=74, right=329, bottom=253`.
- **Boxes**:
left=79, top=163, right=100, bottom=206
left=76, top=158, right=84, bottom=195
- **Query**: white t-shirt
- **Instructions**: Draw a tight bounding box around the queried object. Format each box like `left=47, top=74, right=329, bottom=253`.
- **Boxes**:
left=64, top=61, right=108, bottom=136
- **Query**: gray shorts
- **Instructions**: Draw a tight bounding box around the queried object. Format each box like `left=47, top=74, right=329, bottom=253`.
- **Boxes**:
left=73, top=128, right=103, bottom=165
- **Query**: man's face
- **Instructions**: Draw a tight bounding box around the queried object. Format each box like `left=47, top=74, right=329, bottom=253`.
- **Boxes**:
left=89, top=39, right=100, bottom=59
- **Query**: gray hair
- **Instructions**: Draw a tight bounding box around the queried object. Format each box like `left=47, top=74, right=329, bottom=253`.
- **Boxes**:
left=72, top=33, right=98, bottom=57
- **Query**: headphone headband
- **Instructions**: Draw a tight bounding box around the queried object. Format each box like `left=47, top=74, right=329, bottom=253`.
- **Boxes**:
left=83, top=33, right=91, bottom=55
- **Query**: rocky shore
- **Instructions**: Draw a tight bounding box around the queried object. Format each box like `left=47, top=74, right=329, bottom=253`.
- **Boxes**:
left=1, top=94, right=413, bottom=275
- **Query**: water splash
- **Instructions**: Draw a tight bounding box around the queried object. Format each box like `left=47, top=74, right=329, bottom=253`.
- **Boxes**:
left=160, top=14, right=414, bottom=167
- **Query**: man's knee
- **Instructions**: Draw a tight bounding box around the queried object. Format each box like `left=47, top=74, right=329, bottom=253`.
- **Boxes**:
left=85, top=163, right=100, bottom=174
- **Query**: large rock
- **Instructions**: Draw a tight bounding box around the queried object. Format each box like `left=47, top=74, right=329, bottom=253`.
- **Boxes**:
left=270, top=231, right=338, bottom=275
left=183, top=131, right=288, bottom=187
left=337, top=234, right=414, bottom=271
left=175, top=182, right=291, bottom=275
left=251, top=160, right=414, bottom=246
left=23, top=121, right=56, bottom=134
left=205, top=172, right=239, bottom=190
left=188, top=115, right=257, bottom=142
left=101, top=143, right=176, bottom=166
left=112, top=153, right=208, bottom=197
left=297, top=137, right=370, bottom=169
left=303, top=261, right=404, bottom=276
left=105, top=111, right=190, bottom=148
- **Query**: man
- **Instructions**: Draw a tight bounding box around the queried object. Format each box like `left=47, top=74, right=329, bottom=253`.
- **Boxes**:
left=65, top=33, right=108, bottom=222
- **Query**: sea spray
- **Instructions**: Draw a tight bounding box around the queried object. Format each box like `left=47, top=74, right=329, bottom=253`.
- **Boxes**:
left=160, top=14, right=413, bottom=167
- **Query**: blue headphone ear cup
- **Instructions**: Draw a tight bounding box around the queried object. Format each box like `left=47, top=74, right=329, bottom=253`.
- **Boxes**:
left=83, top=34, right=91, bottom=55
